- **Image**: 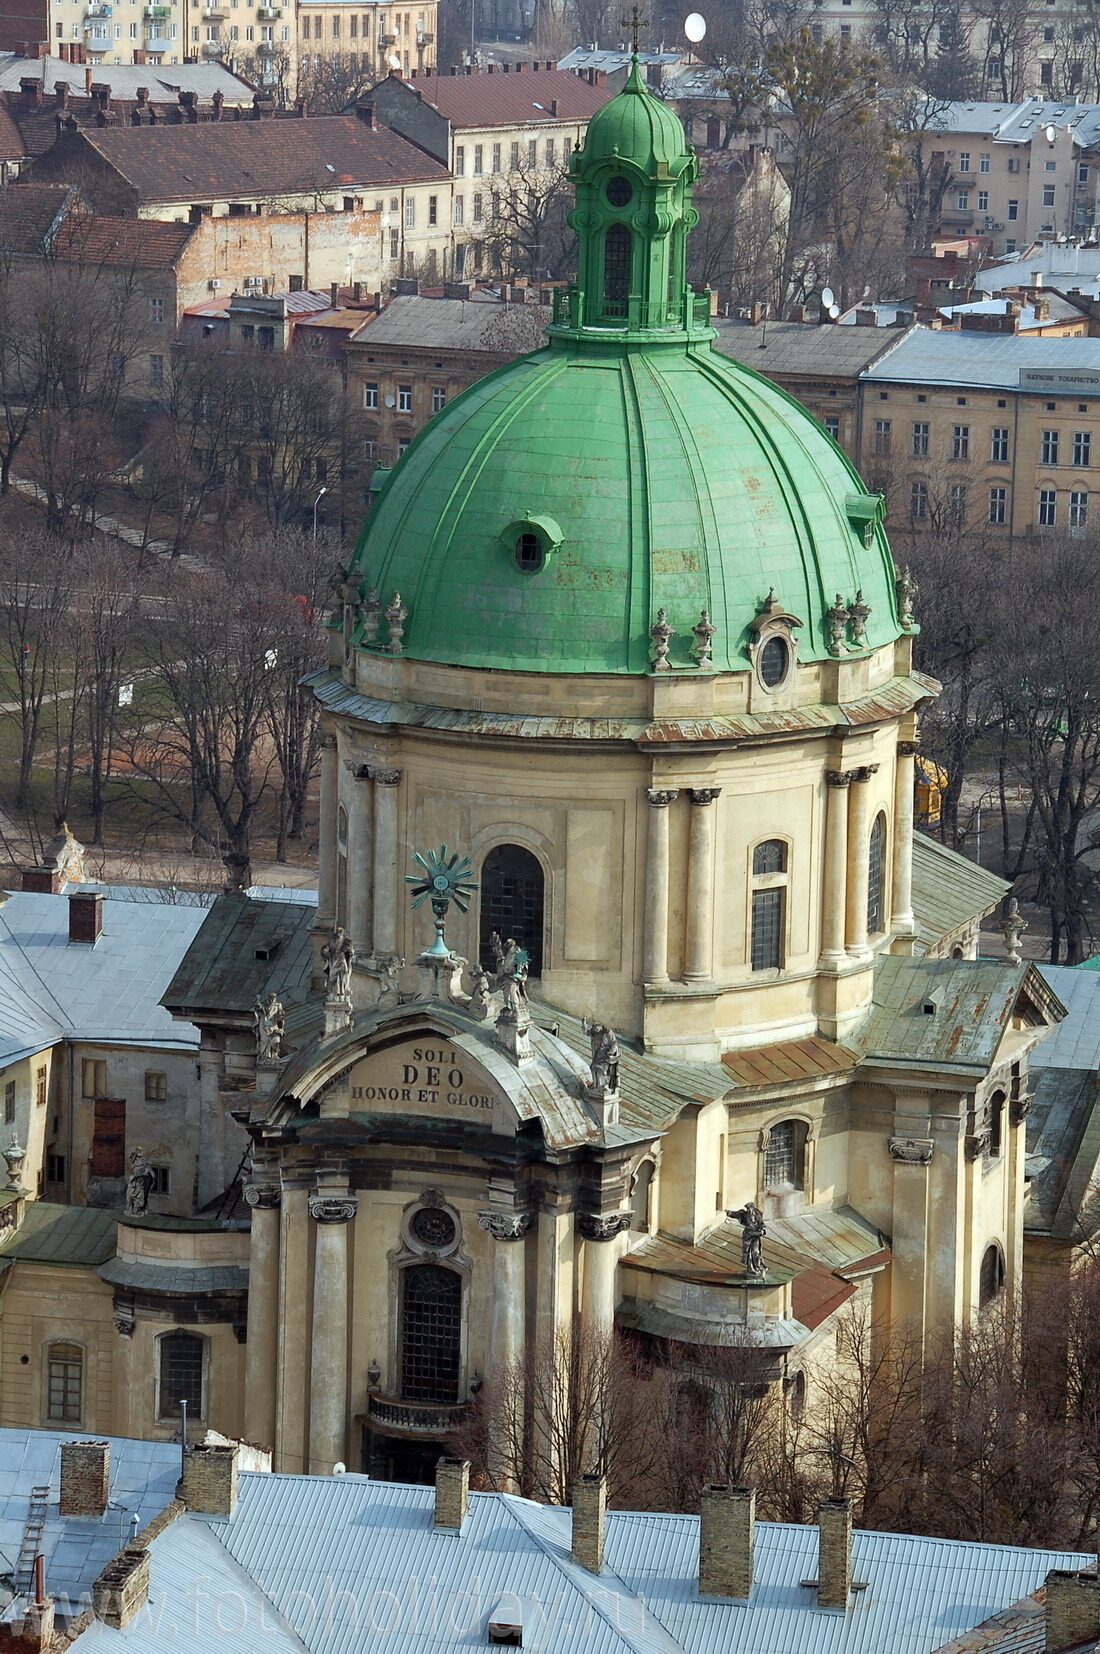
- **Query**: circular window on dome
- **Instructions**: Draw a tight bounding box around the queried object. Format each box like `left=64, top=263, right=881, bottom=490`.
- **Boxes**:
left=515, top=532, right=544, bottom=573
left=606, top=175, right=633, bottom=208
left=410, top=1207, right=457, bottom=1250
left=759, top=636, right=790, bottom=689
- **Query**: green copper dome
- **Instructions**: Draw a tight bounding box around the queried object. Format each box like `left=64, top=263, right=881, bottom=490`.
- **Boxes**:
left=349, top=63, right=903, bottom=678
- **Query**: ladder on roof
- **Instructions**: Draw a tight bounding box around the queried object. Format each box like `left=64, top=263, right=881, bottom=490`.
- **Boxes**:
left=14, top=1485, right=49, bottom=1596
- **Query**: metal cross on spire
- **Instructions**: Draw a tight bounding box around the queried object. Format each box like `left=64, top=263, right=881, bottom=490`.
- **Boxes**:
left=621, top=3, right=648, bottom=52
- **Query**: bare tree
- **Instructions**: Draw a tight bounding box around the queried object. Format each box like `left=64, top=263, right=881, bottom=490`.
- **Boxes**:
left=0, top=529, right=75, bottom=812
left=296, top=50, right=382, bottom=113
left=479, top=158, right=574, bottom=281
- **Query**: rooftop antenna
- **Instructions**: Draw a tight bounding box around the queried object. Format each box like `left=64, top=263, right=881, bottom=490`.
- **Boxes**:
left=179, top=1398, right=188, bottom=1483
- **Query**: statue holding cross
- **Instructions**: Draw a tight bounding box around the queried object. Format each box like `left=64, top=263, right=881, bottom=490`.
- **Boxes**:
left=621, top=3, right=648, bottom=50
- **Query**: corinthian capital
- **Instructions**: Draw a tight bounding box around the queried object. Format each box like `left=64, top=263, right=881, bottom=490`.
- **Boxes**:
left=577, top=1210, right=632, bottom=1243
left=478, top=1209, right=533, bottom=1241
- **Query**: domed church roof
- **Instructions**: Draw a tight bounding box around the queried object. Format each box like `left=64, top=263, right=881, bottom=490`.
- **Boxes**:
left=350, top=61, right=902, bottom=678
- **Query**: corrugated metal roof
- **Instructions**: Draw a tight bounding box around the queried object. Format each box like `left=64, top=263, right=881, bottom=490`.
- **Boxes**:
left=624, top=1218, right=801, bottom=1286
left=0, top=1426, right=180, bottom=1615
left=911, top=831, right=1010, bottom=954
left=0, top=53, right=254, bottom=101
left=71, top=1472, right=1089, bottom=1654
left=765, top=1206, right=889, bottom=1270
left=0, top=1201, right=116, bottom=1266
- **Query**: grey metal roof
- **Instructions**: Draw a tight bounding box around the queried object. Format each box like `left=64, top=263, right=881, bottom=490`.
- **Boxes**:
left=977, top=244, right=1100, bottom=301
left=161, top=893, right=315, bottom=1018
left=1032, top=965, right=1100, bottom=1069
left=0, top=53, right=254, bottom=103
left=861, top=324, right=1100, bottom=391
left=924, top=97, right=1100, bottom=147
left=855, top=957, right=1053, bottom=1076
left=714, top=318, right=907, bottom=378
left=911, top=830, right=1010, bottom=954
left=1024, top=1065, right=1099, bottom=1238
left=558, top=47, right=681, bottom=70
left=0, top=1426, right=180, bottom=1616
left=353, top=293, right=550, bottom=352
left=0, top=888, right=208, bottom=1065
left=0, top=1202, right=117, bottom=1267
left=68, top=1470, right=1089, bottom=1654
left=97, top=1257, right=248, bottom=1295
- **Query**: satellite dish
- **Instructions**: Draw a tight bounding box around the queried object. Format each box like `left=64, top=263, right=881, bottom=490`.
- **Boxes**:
left=684, top=11, right=706, bottom=42
left=862, top=283, right=872, bottom=297
left=384, top=393, right=397, bottom=408
left=829, top=303, right=841, bottom=319
left=1045, top=124, right=1056, bottom=142
left=388, top=51, right=402, bottom=68
left=333, top=1462, right=347, bottom=1476
left=821, top=286, right=834, bottom=307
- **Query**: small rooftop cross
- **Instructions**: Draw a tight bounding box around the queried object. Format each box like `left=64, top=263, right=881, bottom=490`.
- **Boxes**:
left=621, top=3, right=648, bottom=51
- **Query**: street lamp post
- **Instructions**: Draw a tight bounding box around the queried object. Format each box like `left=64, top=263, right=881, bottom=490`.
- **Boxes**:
left=312, top=485, right=328, bottom=543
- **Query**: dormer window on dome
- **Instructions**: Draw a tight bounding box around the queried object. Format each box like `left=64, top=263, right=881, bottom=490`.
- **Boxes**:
left=748, top=589, right=802, bottom=693
left=501, top=514, right=562, bottom=576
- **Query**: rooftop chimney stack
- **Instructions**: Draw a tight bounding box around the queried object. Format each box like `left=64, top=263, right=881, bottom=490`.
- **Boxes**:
left=817, top=1496, right=852, bottom=1609
left=60, top=1441, right=110, bottom=1517
left=68, top=890, right=103, bottom=945
left=1045, top=1570, right=1100, bottom=1653
left=571, top=1473, right=607, bottom=1574
left=92, top=1550, right=150, bottom=1631
left=180, top=1443, right=239, bottom=1516
left=699, top=1485, right=755, bottom=1600
left=434, top=1457, right=469, bottom=1531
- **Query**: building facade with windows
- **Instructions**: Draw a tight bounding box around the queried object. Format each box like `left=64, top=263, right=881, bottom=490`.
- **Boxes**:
left=297, top=0, right=438, bottom=79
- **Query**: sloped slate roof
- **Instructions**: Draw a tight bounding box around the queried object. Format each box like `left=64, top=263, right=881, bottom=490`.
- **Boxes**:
left=66, top=116, right=448, bottom=204
left=0, top=181, right=74, bottom=251
left=161, top=893, right=315, bottom=1018
left=49, top=210, right=196, bottom=267
left=856, top=957, right=1058, bottom=1076
left=352, top=292, right=550, bottom=351
left=0, top=53, right=255, bottom=102
left=911, top=830, right=1010, bottom=953
left=713, top=318, right=908, bottom=378
left=0, top=1201, right=117, bottom=1266
left=376, top=64, right=611, bottom=128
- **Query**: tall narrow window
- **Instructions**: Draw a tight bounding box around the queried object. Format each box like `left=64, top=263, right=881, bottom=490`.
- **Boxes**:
left=988, top=1091, right=1005, bottom=1158
left=157, top=1330, right=205, bottom=1420
left=979, top=1243, right=1006, bottom=1308
left=867, top=813, right=886, bottom=935
left=602, top=223, right=632, bottom=317
left=46, top=1343, right=82, bottom=1424
left=401, top=1264, right=461, bottom=1402
left=764, top=1120, right=806, bottom=1191
left=479, top=845, right=544, bottom=976
left=750, top=839, right=787, bottom=972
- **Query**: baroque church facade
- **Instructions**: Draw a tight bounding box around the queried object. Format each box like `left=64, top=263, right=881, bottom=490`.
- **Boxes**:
left=0, top=63, right=1061, bottom=1478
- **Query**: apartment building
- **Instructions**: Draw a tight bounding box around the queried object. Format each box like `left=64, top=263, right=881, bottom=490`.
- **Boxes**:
left=297, top=0, right=438, bottom=78
left=922, top=99, right=1100, bottom=255
left=16, top=0, right=297, bottom=75
left=365, top=63, right=611, bottom=274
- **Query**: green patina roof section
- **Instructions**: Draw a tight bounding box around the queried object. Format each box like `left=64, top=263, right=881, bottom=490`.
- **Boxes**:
left=351, top=337, right=902, bottom=675
left=0, top=1201, right=117, bottom=1266
left=581, top=54, right=689, bottom=172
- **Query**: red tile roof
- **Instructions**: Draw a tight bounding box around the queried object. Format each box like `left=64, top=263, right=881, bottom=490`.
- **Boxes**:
left=0, top=97, right=23, bottom=161
left=0, top=182, right=75, bottom=251
left=390, top=65, right=611, bottom=129
left=55, top=114, right=448, bottom=204
left=50, top=212, right=196, bottom=267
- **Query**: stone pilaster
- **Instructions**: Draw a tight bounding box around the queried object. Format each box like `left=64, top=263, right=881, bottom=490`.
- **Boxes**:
left=344, top=761, right=373, bottom=956
left=820, top=770, right=852, bottom=962
left=369, top=766, right=402, bottom=957
left=643, top=788, right=678, bottom=986
left=274, top=1180, right=310, bottom=1474
left=307, top=1189, right=357, bottom=1475
left=316, top=734, right=338, bottom=926
left=892, top=740, right=918, bottom=942
left=578, top=1211, right=629, bottom=1340
left=478, top=1209, right=532, bottom=1377
left=684, top=787, right=721, bottom=981
left=844, top=765, right=878, bottom=957
left=243, top=1176, right=280, bottom=1452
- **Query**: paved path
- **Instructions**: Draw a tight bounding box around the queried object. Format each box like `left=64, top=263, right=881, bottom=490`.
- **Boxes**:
left=10, top=478, right=213, bottom=574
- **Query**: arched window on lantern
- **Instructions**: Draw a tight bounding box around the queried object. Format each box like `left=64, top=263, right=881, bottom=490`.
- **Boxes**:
left=867, top=812, right=887, bottom=936
left=601, top=222, right=633, bottom=319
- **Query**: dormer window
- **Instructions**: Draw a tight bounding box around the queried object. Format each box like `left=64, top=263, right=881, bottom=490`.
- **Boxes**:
left=515, top=532, right=542, bottom=573
left=759, top=635, right=789, bottom=688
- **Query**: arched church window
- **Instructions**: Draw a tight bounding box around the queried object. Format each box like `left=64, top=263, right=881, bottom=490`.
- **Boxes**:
left=630, top=1159, right=654, bottom=1231
left=156, top=1329, right=206, bottom=1421
left=400, top=1264, right=462, bottom=1404
left=46, top=1342, right=83, bottom=1424
left=759, top=635, right=790, bottom=689
left=867, top=813, right=887, bottom=936
left=602, top=222, right=632, bottom=317
left=750, top=839, right=787, bottom=971
left=479, top=844, right=544, bottom=977
left=979, top=1242, right=1006, bottom=1308
left=764, top=1119, right=806, bottom=1192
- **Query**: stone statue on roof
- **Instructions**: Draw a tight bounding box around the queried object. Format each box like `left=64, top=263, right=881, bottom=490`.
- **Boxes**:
left=490, top=932, right=529, bottom=1018
left=582, top=1017, right=620, bottom=1096
left=253, top=991, right=284, bottom=1064
left=322, top=924, right=354, bottom=1001
left=126, top=1148, right=156, bottom=1217
left=728, top=1201, right=767, bottom=1278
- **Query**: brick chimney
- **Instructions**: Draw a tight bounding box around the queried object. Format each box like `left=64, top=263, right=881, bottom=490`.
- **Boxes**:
left=180, top=1443, right=239, bottom=1516
left=54, top=79, right=69, bottom=109
left=433, top=1457, right=469, bottom=1531
left=60, top=1440, right=110, bottom=1516
left=1046, top=1570, right=1100, bottom=1652
left=19, top=76, right=42, bottom=106
left=699, top=1485, right=755, bottom=1600
left=817, top=1496, right=852, bottom=1609
left=68, top=890, right=103, bottom=945
left=92, top=1550, right=149, bottom=1631
left=355, top=100, right=375, bottom=127
left=136, top=84, right=149, bottom=106
left=571, top=1474, right=606, bottom=1574
left=21, top=867, right=59, bottom=894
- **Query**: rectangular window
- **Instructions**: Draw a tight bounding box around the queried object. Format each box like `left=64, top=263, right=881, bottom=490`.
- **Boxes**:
left=545, top=138, right=556, bottom=167
left=980, top=152, right=990, bottom=172
left=1039, top=488, right=1057, bottom=527
left=150, top=1166, right=170, bottom=1195
left=81, top=1059, right=106, bottom=1100
left=1007, top=198, right=1019, bottom=220
left=453, top=195, right=464, bottom=226
left=912, top=420, right=929, bottom=457
left=149, top=354, right=164, bottom=388
left=404, top=198, right=415, bottom=229
left=1080, top=163, right=1090, bottom=186
left=149, top=296, right=165, bottom=325
left=952, top=424, right=969, bottom=460
left=750, top=888, right=784, bottom=972
left=528, top=138, right=537, bottom=166
left=958, top=151, right=971, bottom=171
left=428, top=194, right=437, bottom=226
left=473, top=192, right=483, bottom=223
left=873, top=418, right=891, bottom=456
left=46, top=1151, right=65, bottom=1184
left=910, top=480, right=928, bottom=520
left=988, top=486, right=1007, bottom=524
left=455, top=144, right=465, bottom=175
left=509, top=141, right=519, bottom=169
left=350, top=13, right=358, bottom=33
left=1042, top=429, right=1060, bottom=466
left=956, top=191, right=969, bottom=211
left=431, top=386, right=446, bottom=413
left=1074, top=429, right=1091, bottom=467
left=363, top=381, right=378, bottom=409
left=158, top=1332, right=204, bottom=1420
left=397, top=384, right=412, bottom=412
left=949, top=482, right=967, bottom=525
left=389, top=228, right=399, bottom=260
left=47, top=1346, right=82, bottom=1423
left=473, top=144, right=483, bottom=175
left=978, top=190, right=989, bottom=212
left=491, top=143, right=501, bottom=173
left=991, top=426, right=1009, bottom=463
left=1070, top=489, right=1089, bottom=530
left=824, top=415, right=839, bottom=441
left=144, top=1070, right=167, bottom=1102
left=1043, top=184, right=1056, bottom=208
left=3, top=1082, right=13, bottom=1123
